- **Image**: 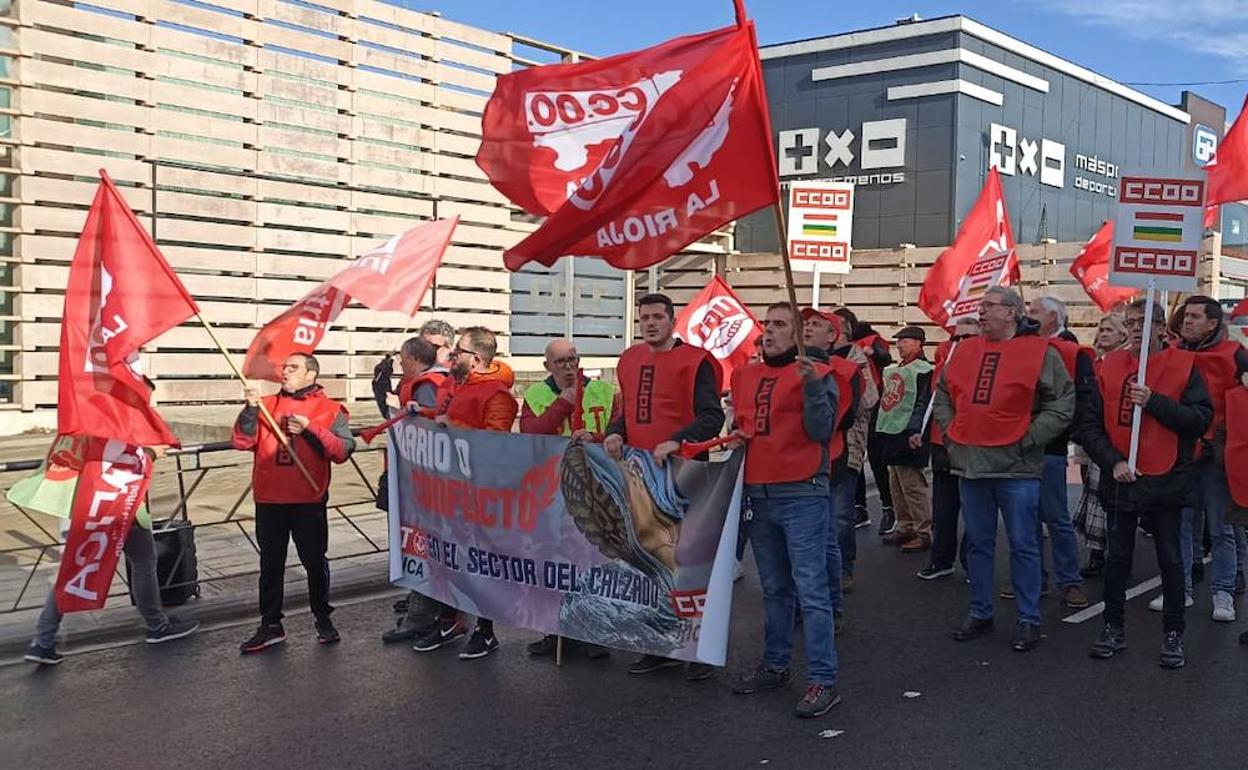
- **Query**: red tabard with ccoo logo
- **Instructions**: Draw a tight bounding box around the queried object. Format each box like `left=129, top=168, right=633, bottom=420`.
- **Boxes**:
left=1098, top=347, right=1194, bottom=475
left=1191, top=339, right=1242, bottom=438
left=731, top=361, right=831, bottom=485
left=943, top=335, right=1049, bottom=446
left=616, top=343, right=720, bottom=451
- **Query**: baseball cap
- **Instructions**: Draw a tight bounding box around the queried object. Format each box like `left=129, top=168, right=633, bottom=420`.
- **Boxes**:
left=801, top=307, right=843, bottom=334
left=895, top=326, right=926, bottom=343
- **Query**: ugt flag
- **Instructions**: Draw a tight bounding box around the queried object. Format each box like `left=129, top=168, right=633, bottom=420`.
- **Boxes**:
left=476, top=23, right=778, bottom=272
left=59, top=171, right=199, bottom=447
left=244, top=218, right=458, bottom=382
left=918, top=168, right=1019, bottom=327
left=674, top=275, right=761, bottom=387
left=1069, top=220, right=1139, bottom=312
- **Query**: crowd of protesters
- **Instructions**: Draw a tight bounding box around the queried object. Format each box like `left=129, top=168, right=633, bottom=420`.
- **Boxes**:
left=26, top=289, right=1248, bottom=721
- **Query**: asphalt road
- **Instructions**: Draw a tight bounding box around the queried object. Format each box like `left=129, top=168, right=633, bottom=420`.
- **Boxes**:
left=4, top=511, right=1248, bottom=770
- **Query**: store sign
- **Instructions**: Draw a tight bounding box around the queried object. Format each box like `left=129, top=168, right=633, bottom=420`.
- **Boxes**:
left=786, top=180, right=855, bottom=274
left=778, top=119, right=907, bottom=186
left=1193, top=124, right=1218, bottom=166
left=989, top=123, right=1065, bottom=188
left=1110, top=171, right=1205, bottom=291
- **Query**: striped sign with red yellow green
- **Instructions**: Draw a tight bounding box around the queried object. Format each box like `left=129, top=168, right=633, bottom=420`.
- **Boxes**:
left=1132, top=211, right=1183, bottom=243
left=801, top=212, right=840, bottom=237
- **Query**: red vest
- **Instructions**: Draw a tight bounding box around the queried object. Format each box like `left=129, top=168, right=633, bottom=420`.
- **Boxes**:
left=854, top=334, right=887, bottom=388
left=441, top=378, right=511, bottom=430
left=254, top=389, right=346, bottom=503
left=398, top=370, right=448, bottom=409
left=1192, top=339, right=1242, bottom=436
left=1226, top=387, right=1248, bottom=507
left=732, top=360, right=830, bottom=485
left=944, top=335, right=1049, bottom=446
left=826, top=355, right=859, bottom=463
left=1098, top=347, right=1194, bottom=476
left=930, top=340, right=954, bottom=445
left=616, top=342, right=721, bottom=451
left=1048, top=338, right=1093, bottom=379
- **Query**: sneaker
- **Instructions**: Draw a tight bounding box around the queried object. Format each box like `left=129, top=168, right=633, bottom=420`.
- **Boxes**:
left=1212, top=591, right=1236, bottom=622
left=795, top=683, right=842, bottom=718
left=23, top=643, right=63, bottom=666
left=684, top=662, right=715, bottom=681
left=458, top=629, right=499, bottom=660
left=145, top=617, right=200, bottom=644
left=393, top=597, right=410, bottom=614
left=950, top=615, right=995, bottom=641
left=1148, top=594, right=1194, bottom=612
left=1012, top=621, right=1042, bottom=652
left=1062, top=586, right=1090, bottom=609
left=239, top=623, right=286, bottom=654
left=877, top=507, right=896, bottom=536
left=412, top=617, right=468, bottom=652
left=315, top=618, right=340, bottom=645
left=731, top=664, right=791, bottom=694
left=628, top=654, right=683, bottom=675
left=917, top=564, right=955, bottom=581
left=1089, top=624, right=1126, bottom=659
left=1158, top=630, right=1185, bottom=669
left=526, top=634, right=558, bottom=657
left=841, top=573, right=855, bottom=594
left=382, top=617, right=431, bottom=644
left=853, top=506, right=871, bottom=529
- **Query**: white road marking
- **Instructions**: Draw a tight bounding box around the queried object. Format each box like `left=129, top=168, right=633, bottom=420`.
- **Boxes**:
left=1061, top=576, right=1161, bottom=624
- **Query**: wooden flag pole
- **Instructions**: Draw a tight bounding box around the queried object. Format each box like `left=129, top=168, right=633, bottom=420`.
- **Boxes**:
left=771, top=201, right=807, bottom=358
left=195, top=312, right=319, bottom=491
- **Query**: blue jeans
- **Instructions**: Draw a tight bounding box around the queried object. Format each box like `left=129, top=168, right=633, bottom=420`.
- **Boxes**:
left=748, top=494, right=837, bottom=686
left=1039, top=455, right=1082, bottom=589
left=834, top=471, right=858, bottom=576
left=1193, top=457, right=1244, bottom=595
left=960, top=477, right=1043, bottom=626
left=826, top=488, right=844, bottom=614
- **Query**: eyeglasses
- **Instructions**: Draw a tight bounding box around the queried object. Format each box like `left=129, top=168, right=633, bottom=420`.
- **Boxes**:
left=453, top=346, right=477, bottom=358
left=548, top=356, right=579, bottom=367
left=978, top=300, right=1008, bottom=312
left=1124, top=317, right=1162, bottom=329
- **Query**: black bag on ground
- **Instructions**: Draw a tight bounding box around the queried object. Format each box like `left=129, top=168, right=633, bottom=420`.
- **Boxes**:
left=128, top=518, right=200, bottom=607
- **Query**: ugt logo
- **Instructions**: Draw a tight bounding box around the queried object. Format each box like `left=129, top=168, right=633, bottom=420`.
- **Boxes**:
left=972, top=353, right=1001, bottom=405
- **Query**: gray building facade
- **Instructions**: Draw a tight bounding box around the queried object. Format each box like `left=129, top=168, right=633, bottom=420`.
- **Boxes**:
left=737, top=15, right=1210, bottom=251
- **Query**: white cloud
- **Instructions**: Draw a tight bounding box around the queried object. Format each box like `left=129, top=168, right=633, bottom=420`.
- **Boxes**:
left=1049, top=0, right=1248, bottom=75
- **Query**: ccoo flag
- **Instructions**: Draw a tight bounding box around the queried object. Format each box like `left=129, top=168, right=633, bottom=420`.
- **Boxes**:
left=476, top=22, right=778, bottom=272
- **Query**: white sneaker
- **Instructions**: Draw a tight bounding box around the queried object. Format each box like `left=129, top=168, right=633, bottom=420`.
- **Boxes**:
left=1212, top=591, right=1236, bottom=623
left=1149, top=594, right=1194, bottom=611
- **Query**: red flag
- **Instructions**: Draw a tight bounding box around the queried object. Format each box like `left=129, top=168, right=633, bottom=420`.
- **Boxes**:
left=54, top=438, right=153, bottom=613
left=918, top=168, right=1019, bottom=328
left=1204, top=204, right=1218, bottom=230
left=243, top=218, right=457, bottom=381
left=1069, top=220, right=1140, bottom=312
left=58, top=171, right=200, bottom=446
left=1206, top=95, right=1248, bottom=208
left=1231, top=297, right=1248, bottom=321
left=674, top=275, right=761, bottom=387
left=476, top=24, right=778, bottom=272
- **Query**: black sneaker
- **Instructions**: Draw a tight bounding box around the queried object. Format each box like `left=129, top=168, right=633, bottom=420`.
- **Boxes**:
left=877, top=507, right=896, bottom=536
left=23, top=643, right=63, bottom=666
left=950, top=615, right=994, bottom=641
left=684, top=662, right=715, bottom=681
left=382, top=616, right=432, bottom=644
left=731, top=665, right=791, bottom=694
left=1089, top=624, right=1126, bottom=659
left=458, top=630, right=499, bottom=660
left=393, top=597, right=410, bottom=614
left=853, top=506, right=871, bottom=529
left=917, top=564, right=955, bottom=581
left=1012, top=621, right=1042, bottom=652
left=795, top=683, right=842, bottom=718
left=240, top=623, right=286, bottom=654
left=1158, top=630, right=1185, bottom=669
left=527, top=634, right=559, bottom=657
left=145, top=617, right=200, bottom=644
left=628, top=654, right=683, bottom=674
left=412, top=617, right=468, bottom=652
left=316, top=618, right=340, bottom=645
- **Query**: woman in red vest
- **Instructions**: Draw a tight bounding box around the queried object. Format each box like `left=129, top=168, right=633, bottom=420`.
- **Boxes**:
left=1078, top=298, right=1211, bottom=668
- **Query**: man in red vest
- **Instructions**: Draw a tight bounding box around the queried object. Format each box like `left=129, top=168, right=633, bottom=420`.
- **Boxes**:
left=1079, top=298, right=1211, bottom=667
left=411, top=326, right=518, bottom=660
left=834, top=307, right=896, bottom=535
left=933, top=286, right=1075, bottom=652
left=730, top=302, right=843, bottom=718
left=1025, top=296, right=1093, bottom=609
left=604, top=293, right=724, bottom=680
left=233, top=353, right=356, bottom=654
left=1177, top=296, right=1248, bottom=623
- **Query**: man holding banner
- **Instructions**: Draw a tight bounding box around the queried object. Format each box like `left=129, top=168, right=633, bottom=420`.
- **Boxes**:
left=1078, top=298, right=1210, bottom=668
left=730, top=302, right=842, bottom=718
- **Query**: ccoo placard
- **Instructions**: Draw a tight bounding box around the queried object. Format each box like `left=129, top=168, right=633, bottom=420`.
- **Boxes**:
left=1110, top=171, right=1205, bottom=292
left=786, top=180, right=855, bottom=275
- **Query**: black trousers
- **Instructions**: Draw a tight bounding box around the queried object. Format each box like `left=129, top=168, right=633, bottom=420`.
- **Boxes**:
left=256, top=501, right=333, bottom=625
left=1103, top=506, right=1185, bottom=634
left=855, top=406, right=894, bottom=510
left=930, top=467, right=968, bottom=571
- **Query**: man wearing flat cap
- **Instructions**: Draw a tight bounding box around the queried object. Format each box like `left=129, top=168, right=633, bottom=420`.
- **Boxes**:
left=876, top=326, right=934, bottom=552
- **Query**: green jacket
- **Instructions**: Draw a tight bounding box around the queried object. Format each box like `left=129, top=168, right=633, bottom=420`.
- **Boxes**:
left=933, top=345, right=1075, bottom=479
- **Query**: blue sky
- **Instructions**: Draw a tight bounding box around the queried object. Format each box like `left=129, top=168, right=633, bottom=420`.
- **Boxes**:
left=403, top=0, right=1247, bottom=122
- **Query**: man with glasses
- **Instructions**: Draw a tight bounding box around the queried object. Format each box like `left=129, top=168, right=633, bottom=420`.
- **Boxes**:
left=1079, top=298, right=1210, bottom=668
left=933, top=287, right=1075, bottom=652
left=520, top=337, right=617, bottom=659
left=411, top=326, right=518, bottom=660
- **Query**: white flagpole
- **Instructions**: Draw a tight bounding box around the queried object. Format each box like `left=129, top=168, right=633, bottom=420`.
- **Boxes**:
left=920, top=340, right=958, bottom=436
left=1127, top=278, right=1156, bottom=474
left=812, top=268, right=822, bottom=310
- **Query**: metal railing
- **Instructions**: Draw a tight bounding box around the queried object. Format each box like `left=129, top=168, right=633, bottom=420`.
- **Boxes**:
left=0, top=433, right=390, bottom=613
